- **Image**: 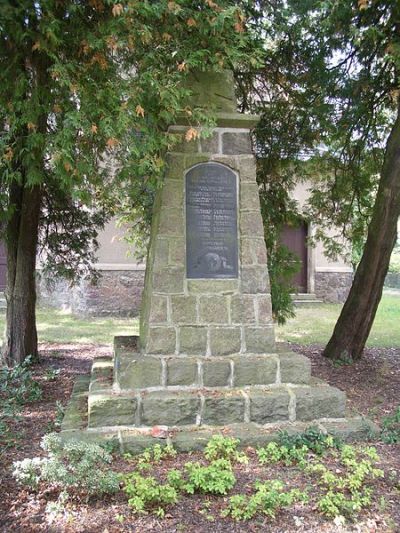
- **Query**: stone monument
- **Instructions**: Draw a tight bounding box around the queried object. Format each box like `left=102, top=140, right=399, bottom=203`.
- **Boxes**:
left=61, top=71, right=377, bottom=451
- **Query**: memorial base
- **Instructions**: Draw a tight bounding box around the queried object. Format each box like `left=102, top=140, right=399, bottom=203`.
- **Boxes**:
left=60, top=336, right=379, bottom=451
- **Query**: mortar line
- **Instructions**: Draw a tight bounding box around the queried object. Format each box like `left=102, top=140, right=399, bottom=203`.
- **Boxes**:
left=197, top=359, right=204, bottom=387
left=135, top=393, right=142, bottom=426
left=287, top=386, right=296, bottom=422
left=229, top=360, right=235, bottom=388
left=241, top=390, right=250, bottom=423
left=196, top=393, right=205, bottom=426
left=275, top=355, right=281, bottom=385
left=161, top=358, right=167, bottom=387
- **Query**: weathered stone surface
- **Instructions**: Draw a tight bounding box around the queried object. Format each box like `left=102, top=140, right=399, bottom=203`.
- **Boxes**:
left=187, top=279, right=238, bottom=294
left=199, top=296, right=229, bottom=324
left=141, top=392, right=199, bottom=426
left=209, top=327, right=241, bottom=355
left=173, top=430, right=215, bottom=452
left=294, top=385, right=346, bottom=421
left=202, top=393, right=245, bottom=425
left=158, top=208, right=183, bottom=236
left=171, top=295, right=197, bottom=324
left=153, top=238, right=169, bottom=270
left=315, top=271, right=353, bottom=303
left=234, top=356, right=277, bottom=386
left=222, top=132, right=252, bottom=155
left=167, top=358, right=198, bottom=386
left=88, top=394, right=137, bottom=427
left=240, top=182, right=260, bottom=206
left=40, top=269, right=145, bottom=318
left=165, top=153, right=185, bottom=179
left=210, top=155, right=238, bottom=171
left=256, top=295, right=273, bottom=324
left=240, top=211, right=264, bottom=237
left=152, top=268, right=184, bottom=293
left=241, top=266, right=269, bottom=294
left=203, top=359, right=231, bottom=387
left=120, top=432, right=167, bottom=454
left=161, top=179, right=184, bottom=208
left=244, top=326, right=275, bottom=353
left=238, top=155, right=256, bottom=182
left=168, top=238, right=185, bottom=266
left=60, top=429, right=120, bottom=447
left=116, top=355, right=162, bottom=389
left=279, top=352, right=311, bottom=384
left=200, top=132, right=219, bottom=154
left=185, top=71, right=237, bottom=112
left=149, top=295, right=168, bottom=324
left=91, top=357, right=113, bottom=380
left=248, top=389, right=290, bottom=424
left=179, top=326, right=207, bottom=354
left=231, top=295, right=256, bottom=324
left=185, top=154, right=209, bottom=168
left=146, top=327, right=176, bottom=354
left=240, top=239, right=255, bottom=266
left=321, top=417, right=380, bottom=441
left=173, top=136, right=200, bottom=154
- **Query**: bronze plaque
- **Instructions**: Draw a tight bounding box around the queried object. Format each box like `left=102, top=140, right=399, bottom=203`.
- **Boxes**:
left=186, top=163, right=238, bottom=278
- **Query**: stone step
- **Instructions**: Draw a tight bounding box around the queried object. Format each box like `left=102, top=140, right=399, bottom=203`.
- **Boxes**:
left=87, top=382, right=346, bottom=429
left=114, top=350, right=311, bottom=391
left=291, top=293, right=323, bottom=306
left=61, top=417, right=379, bottom=453
left=0, top=293, right=6, bottom=312
left=89, top=356, right=114, bottom=393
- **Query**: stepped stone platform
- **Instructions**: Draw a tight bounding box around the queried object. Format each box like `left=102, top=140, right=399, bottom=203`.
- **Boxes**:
left=60, top=335, right=378, bottom=451
left=60, top=71, right=378, bottom=450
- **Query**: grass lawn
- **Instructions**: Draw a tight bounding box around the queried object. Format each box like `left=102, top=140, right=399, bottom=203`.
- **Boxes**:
left=0, top=290, right=399, bottom=347
left=0, top=307, right=137, bottom=346
left=277, top=291, right=400, bottom=347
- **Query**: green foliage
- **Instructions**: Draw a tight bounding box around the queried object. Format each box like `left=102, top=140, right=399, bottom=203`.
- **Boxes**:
left=0, top=357, right=42, bottom=450
left=308, top=445, right=384, bottom=519
left=278, top=426, right=341, bottom=455
left=381, top=406, right=400, bottom=444
left=134, top=443, right=177, bottom=471
left=122, top=472, right=179, bottom=517
left=12, top=433, right=120, bottom=498
left=0, top=0, right=260, bottom=281
left=257, top=428, right=339, bottom=468
left=204, top=434, right=248, bottom=464
left=222, top=480, right=308, bottom=520
left=257, top=442, right=309, bottom=468
left=174, top=459, right=236, bottom=496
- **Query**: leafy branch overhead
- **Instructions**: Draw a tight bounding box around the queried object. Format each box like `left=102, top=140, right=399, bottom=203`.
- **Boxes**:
left=0, top=0, right=259, bottom=274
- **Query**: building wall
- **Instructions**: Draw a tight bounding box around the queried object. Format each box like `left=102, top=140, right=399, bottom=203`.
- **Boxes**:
left=38, top=221, right=146, bottom=316
left=291, top=181, right=353, bottom=302
left=39, top=180, right=354, bottom=315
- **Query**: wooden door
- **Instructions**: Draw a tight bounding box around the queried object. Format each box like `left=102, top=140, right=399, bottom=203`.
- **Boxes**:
left=279, top=222, right=308, bottom=292
left=0, top=240, right=6, bottom=290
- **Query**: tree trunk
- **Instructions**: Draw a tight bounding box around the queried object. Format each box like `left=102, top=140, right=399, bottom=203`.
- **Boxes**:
left=1, top=182, right=42, bottom=366
left=323, top=103, right=400, bottom=362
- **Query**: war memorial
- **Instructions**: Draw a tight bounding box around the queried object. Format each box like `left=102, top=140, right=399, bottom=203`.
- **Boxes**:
left=61, top=72, right=377, bottom=451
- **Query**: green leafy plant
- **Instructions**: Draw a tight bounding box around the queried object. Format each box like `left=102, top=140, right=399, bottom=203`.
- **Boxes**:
left=12, top=433, right=120, bottom=499
left=168, top=459, right=236, bottom=496
left=0, top=357, right=42, bottom=451
left=134, top=444, right=177, bottom=471
left=204, top=435, right=248, bottom=464
left=222, top=480, right=308, bottom=520
left=278, top=427, right=341, bottom=455
left=381, top=406, right=400, bottom=444
left=308, top=445, right=384, bottom=519
left=257, top=442, right=309, bottom=467
left=122, top=472, right=179, bottom=517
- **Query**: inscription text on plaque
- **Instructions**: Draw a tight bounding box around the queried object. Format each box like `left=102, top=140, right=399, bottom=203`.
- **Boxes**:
left=186, top=163, right=238, bottom=279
